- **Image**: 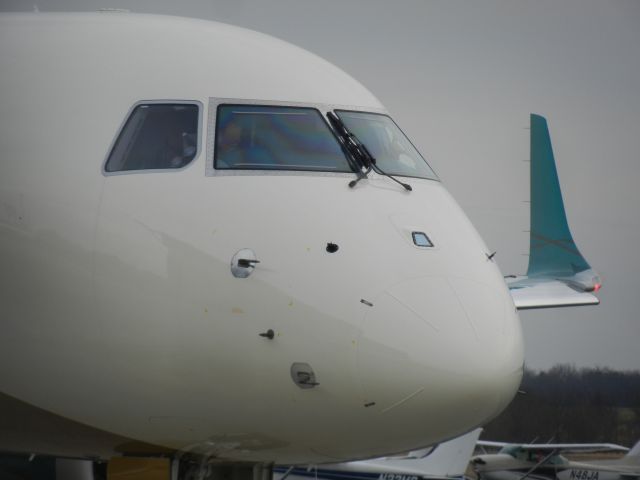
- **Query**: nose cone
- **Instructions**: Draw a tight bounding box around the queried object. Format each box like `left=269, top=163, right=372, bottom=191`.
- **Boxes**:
left=356, top=274, right=523, bottom=447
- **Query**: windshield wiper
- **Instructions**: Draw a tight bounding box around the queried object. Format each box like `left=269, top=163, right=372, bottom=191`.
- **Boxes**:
left=359, top=142, right=413, bottom=191
left=326, top=111, right=371, bottom=186
left=326, top=112, right=411, bottom=191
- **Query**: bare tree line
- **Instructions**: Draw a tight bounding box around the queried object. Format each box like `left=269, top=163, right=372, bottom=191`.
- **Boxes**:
left=482, top=364, right=640, bottom=446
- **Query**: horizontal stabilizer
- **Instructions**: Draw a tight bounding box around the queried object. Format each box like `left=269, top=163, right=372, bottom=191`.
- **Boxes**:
left=509, top=279, right=599, bottom=310
left=508, top=114, right=601, bottom=310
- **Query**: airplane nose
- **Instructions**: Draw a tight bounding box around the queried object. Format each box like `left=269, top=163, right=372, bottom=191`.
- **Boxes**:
left=356, top=274, right=523, bottom=443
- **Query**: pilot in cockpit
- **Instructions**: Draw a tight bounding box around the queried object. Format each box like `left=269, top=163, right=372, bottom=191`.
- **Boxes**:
left=217, top=121, right=243, bottom=167
left=160, top=111, right=197, bottom=169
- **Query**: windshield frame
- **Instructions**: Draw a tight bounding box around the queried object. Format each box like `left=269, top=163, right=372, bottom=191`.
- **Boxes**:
left=206, top=98, right=438, bottom=182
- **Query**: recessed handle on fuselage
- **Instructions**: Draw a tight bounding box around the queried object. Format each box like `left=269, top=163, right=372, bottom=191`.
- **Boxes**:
left=237, top=258, right=260, bottom=268
left=230, top=248, right=259, bottom=278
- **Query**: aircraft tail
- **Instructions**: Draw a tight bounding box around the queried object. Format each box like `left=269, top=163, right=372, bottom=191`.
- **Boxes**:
left=411, top=428, right=482, bottom=477
left=507, top=114, right=601, bottom=309
left=626, top=439, right=640, bottom=461
left=526, top=114, right=591, bottom=278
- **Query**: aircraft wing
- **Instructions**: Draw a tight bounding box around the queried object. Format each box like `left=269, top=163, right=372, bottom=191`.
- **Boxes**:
left=519, top=443, right=628, bottom=453
left=477, top=442, right=628, bottom=454
left=506, top=115, right=601, bottom=310
left=477, top=440, right=513, bottom=450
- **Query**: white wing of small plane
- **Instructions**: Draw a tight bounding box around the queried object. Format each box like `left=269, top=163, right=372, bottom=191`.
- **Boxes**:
left=506, top=114, right=602, bottom=310
left=476, top=440, right=629, bottom=454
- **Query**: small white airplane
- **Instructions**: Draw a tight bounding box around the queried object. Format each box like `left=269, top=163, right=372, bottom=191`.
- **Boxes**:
left=471, top=439, right=639, bottom=480
left=0, top=11, right=601, bottom=480
left=274, top=429, right=481, bottom=480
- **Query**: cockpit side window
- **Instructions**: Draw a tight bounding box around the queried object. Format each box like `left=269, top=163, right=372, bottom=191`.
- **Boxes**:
left=214, top=104, right=352, bottom=172
left=105, top=103, right=199, bottom=173
left=334, top=110, right=437, bottom=180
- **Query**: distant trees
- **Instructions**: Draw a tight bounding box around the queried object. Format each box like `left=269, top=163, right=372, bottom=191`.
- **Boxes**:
left=482, top=365, right=640, bottom=446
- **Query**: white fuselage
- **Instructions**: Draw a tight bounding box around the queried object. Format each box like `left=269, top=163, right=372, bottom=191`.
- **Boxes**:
left=0, top=13, right=524, bottom=464
left=478, top=464, right=632, bottom=480
left=474, top=451, right=640, bottom=480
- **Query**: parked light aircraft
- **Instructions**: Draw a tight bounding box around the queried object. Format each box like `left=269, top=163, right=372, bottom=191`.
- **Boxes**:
left=274, top=428, right=481, bottom=480
left=471, top=439, right=639, bottom=480
left=0, top=11, right=601, bottom=480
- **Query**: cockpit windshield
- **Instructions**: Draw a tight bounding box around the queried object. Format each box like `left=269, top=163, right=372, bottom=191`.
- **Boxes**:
left=500, top=445, right=523, bottom=458
left=499, top=446, right=567, bottom=466
left=215, top=105, right=353, bottom=172
left=213, top=103, right=437, bottom=182
left=335, top=110, right=437, bottom=180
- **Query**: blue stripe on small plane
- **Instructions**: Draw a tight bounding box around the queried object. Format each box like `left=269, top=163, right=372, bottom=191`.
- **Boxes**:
left=273, top=468, right=384, bottom=480
left=273, top=469, right=464, bottom=480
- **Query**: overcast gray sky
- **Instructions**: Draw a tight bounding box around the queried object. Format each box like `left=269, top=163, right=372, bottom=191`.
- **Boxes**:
left=3, top=0, right=639, bottom=371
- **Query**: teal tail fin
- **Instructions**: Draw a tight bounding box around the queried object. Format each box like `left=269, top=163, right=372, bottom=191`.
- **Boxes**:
left=527, top=114, right=591, bottom=277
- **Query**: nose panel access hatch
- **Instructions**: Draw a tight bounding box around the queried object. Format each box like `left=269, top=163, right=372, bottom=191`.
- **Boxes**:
left=355, top=274, right=516, bottom=443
